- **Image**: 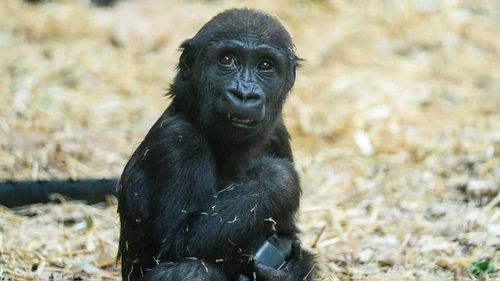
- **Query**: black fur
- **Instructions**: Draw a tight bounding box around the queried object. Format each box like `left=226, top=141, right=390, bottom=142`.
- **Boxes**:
left=118, top=8, right=316, bottom=281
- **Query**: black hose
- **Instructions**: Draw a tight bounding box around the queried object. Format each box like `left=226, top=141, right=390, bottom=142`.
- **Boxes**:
left=0, top=179, right=118, bottom=207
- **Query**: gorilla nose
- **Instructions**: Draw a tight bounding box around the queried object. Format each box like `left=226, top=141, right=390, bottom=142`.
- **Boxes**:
left=225, top=89, right=263, bottom=107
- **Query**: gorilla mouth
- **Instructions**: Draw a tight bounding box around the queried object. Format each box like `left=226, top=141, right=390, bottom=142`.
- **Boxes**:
left=226, top=113, right=258, bottom=127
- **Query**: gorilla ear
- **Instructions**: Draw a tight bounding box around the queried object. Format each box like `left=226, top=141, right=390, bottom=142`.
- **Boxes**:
left=179, top=39, right=194, bottom=78
left=291, top=55, right=303, bottom=85
left=294, top=55, right=303, bottom=70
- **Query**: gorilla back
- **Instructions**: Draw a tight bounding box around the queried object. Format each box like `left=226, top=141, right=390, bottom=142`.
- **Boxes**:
left=118, top=8, right=316, bottom=281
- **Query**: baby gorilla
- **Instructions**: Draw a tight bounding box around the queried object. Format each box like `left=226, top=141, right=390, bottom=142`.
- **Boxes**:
left=117, top=8, right=317, bottom=281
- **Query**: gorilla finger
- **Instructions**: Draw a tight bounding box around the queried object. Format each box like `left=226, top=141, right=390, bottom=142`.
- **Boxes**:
left=254, top=263, right=288, bottom=280
left=290, top=240, right=302, bottom=261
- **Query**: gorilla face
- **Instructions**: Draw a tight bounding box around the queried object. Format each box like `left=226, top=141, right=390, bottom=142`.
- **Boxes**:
left=196, top=37, right=293, bottom=141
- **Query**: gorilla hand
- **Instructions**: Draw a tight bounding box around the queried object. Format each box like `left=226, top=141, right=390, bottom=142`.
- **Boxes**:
left=254, top=240, right=303, bottom=281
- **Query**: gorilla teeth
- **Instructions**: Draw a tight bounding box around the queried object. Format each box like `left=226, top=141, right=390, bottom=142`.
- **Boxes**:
left=227, top=113, right=254, bottom=126
left=232, top=117, right=250, bottom=124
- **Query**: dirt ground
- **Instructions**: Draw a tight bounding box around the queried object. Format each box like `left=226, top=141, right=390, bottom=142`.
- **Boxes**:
left=1, top=0, right=499, bottom=280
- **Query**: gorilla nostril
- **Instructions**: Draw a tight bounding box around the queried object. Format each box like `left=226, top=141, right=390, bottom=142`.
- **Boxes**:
left=227, top=89, right=262, bottom=105
left=246, top=93, right=261, bottom=102
left=228, top=89, right=245, bottom=101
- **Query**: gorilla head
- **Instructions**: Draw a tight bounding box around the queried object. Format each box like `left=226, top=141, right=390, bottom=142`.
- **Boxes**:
left=169, top=8, right=300, bottom=142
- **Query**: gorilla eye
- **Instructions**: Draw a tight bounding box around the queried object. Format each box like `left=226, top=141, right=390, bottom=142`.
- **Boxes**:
left=218, top=55, right=234, bottom=66
left=257, top=60, right=273, bottom=71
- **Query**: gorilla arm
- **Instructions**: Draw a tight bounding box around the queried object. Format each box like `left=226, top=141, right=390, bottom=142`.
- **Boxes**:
left=163, top=156, right=301, bottom=261
left=118, top=114, right=218, bottom=278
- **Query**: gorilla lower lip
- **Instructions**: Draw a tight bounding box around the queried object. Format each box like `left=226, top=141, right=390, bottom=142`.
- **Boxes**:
left=226, top=113, right=257, bottom=126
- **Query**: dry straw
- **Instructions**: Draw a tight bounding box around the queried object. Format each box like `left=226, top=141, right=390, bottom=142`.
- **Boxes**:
left=1, top=0, right=499, bottom=280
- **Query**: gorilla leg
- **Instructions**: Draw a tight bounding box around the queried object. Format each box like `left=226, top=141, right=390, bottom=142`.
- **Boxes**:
left=143, top=260, right=227, bottom=281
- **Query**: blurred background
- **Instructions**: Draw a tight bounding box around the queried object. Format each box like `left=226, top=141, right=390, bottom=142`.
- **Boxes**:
left=0, top=0, right=499, bottom=280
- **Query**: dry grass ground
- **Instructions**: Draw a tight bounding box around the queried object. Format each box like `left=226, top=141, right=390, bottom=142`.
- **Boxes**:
left=1, top=0, right=499, bottom=280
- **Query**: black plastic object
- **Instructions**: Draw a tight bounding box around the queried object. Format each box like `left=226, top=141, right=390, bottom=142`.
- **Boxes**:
left=0, top=179, right=118, bottom=207
left=253, top=235, right=293, bottom=270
